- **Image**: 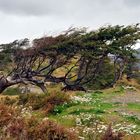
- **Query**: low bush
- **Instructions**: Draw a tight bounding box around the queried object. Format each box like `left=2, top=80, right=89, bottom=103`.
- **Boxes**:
left=18, top=93, right=45, bottom=109
left=101, top=124, right=124, bottom=140
left=43, top=92, right=69, bottom=114
left=32, top=119, right=78, bottom=140
left=18, top=91, right=70, bottom=114
left=1, top=115, right=78, bottom=140
left=5, top=117, right=27, bottom=139
left=0, top=104, right=18, bottom=127
left=0, top=96, right=18, bottom=105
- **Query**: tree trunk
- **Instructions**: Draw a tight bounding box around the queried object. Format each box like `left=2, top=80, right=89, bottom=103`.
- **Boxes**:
left=0, top=76, right=48, bottom=94
left=0, top=76, right=22, bottom=94
left=62, top=85, right=86, bottom=92
left=0, top=77, right=12, bottom=93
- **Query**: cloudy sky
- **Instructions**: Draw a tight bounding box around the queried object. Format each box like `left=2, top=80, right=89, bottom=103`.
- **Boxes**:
left=0, top=0, right=140, bottom=44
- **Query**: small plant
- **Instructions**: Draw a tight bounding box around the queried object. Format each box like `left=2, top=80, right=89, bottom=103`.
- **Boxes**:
left=44, top=91, right=70, bottom=114
left=0, top=104, right=17, bottom=127
left=101, top=124, right=124, bottom=140
left=34, top=119, right=78, bottom=140
left=18, top=93, right=45, bottom=109
left=6, top=118, right=27, bottom=139
left=1, top=96, right=18, bottom=105
left=53, top=103, right=70, bottom=115
left=1, top=115, right=78, bottom=140
left=18, top=91, right=70, bottom=114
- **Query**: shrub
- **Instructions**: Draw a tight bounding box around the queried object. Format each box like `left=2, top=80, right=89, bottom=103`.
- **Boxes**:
left=18, top=93, right=29, bottom=105
left=18, top=93, right=45, bottom=109
left=101, top=124, right=124, bottom=140
left=53, top=103, right=70, bottom=115
left=44, top=92, right=70, bottom=114
left=1, top=96, right=18, bottom=105
left=25, top=117, right=39, bottom=139
left=33, top=120, right=78, bottom=140
left=2, top=116, right=78, bottom=140
left=18, top=91, right=70, bottom=114
left=6, top=118, right=27, bottom=139
left=0, top=104, right=17, bottom=127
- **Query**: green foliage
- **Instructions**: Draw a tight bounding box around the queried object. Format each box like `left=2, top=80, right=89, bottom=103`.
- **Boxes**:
left=0, top=51, right=12, bottom=71
left=86, top=58, right=114, bottom=89
left=53, top=100, right=83, bottom=115
left=0, top=25, right=140, bottom=93
left=0, top=39, right=28, bottom=71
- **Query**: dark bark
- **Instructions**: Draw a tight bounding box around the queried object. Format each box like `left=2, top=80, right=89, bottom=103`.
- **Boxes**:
left=0, top=77, right=14, bottom=93
left=62, top=85, right=86, bottom=92
left=0, top=74, right=47, bottom=93
left=110, top=58, right=126, bottom=86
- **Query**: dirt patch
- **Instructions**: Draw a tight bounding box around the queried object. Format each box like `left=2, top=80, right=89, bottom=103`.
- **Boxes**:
left=107, top=91, right=140, bottom=103
left=115, top=108, right=140, bottom=120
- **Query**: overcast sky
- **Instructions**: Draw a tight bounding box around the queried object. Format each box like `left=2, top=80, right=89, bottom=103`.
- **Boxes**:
left=0, top=0, right=140, bottom=44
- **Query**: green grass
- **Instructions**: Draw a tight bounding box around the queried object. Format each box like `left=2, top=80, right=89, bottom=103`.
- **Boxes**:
left=69, top=108, right=106, bottom=115
left=3, top=87, right=19, bottom=96
left=47, top=86, right=140, bottom=130
left=49, top=115, right=76, bottom=127
left=127, top=103, right=140, bottom=110
left=123, top=115, right=140, bottom=125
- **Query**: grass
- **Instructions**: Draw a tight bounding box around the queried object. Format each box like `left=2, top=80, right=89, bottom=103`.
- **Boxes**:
left=49, top=115, right=76, bottom=127
left=1, top=85, right=140, bottom=139
left=123, top=115, right=140, bottom=125
left=127, top=103, right=140, bottom=110
left=47, top=86, right=140, bottom=136
left=3, top=87, right=19, bottom=96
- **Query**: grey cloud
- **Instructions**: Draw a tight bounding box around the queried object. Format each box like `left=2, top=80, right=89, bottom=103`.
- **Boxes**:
left=0, top=0, right=139, bottom=16
left=0, top=0, right=68, bottom=16
left=0, top=0, right=122, bottom=16
left=0, top=0, right=140, bottom=43
left=124, top=0, right=140, bottom=7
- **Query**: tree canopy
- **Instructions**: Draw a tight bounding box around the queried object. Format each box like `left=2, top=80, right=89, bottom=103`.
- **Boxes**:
left=0, top=25, right=140, bottom=93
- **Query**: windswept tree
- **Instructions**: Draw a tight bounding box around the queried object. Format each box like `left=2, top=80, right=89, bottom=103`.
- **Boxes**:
left=0, top=38, right=29, bottom=71
left=0, top=25, right=139, bottom=93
